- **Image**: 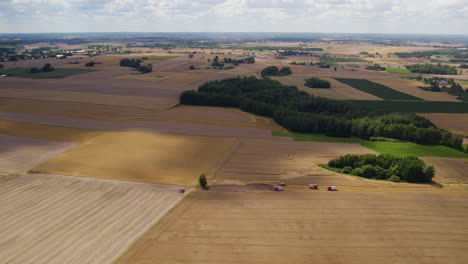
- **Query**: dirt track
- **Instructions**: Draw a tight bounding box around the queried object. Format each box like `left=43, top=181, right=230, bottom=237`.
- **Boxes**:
left=118, top=189, right=468, bottom=264
left=0, top=134, right=76, bottom=173
left=0, top=173, right=185, bottom=264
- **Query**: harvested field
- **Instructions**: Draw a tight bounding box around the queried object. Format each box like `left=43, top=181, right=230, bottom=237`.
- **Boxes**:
left=0, top=110, right=280, bottom=138
left=418, top=113, right=468, bottom=136
left=119, top=189, right=468, bottom=264
left=0, top=72, right=191, bottom=106
left=0, top=120, right=101, bottom=143
left=0, top=134, right=77, bottom=173
left=422, top=157, right=468, bottom=184
left=0, top=88, right=177, bottom=110
left=35, top=131, right=236, bottom=186
left=213, top=138, right=378, bottom=186
left=0, top=173, right=184, bottom=264
left=271, top=75, right=382, bottom=100
left=0, top=98, right=283, bottom=131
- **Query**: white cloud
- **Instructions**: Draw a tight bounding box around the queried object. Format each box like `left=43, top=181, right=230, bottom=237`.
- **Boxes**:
left=0, top=0, right=466, bottom=34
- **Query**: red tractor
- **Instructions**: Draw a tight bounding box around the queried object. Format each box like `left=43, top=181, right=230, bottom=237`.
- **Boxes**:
left=179, top=187, right=186, bottom=193
left=308, top=184, right=319, bottom=190
left=327, top=186, right=338, bottom=191
left=274, top=185, right=284, bottom=191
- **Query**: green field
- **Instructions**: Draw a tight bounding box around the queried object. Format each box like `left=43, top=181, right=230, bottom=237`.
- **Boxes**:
left=347, top=100, right=468, bottom=113
left=386, top=67, right=414, bottom=74
left=319, top=57, right=365, bottom=65
left=334, top=78, right=421, bottom=100
left=272, top=131, right=362, bottom=144
left=1, top=68, right=96, bottom=79
left=143, top=55, right=178, bottom=60
left=273, top=131, right=468, bottom=158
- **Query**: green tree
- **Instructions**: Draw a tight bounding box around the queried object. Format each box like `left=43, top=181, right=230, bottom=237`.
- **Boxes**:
left=199, top=174, right=207, bottom=189
left=42, top=63, right=54, bottom=72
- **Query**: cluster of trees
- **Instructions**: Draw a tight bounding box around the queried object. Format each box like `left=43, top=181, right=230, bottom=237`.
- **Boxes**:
left=261, top=66, right=292, bottom=77
left=223, top=57, right=255, bottom=66
left=304, top=78, right=331, bottom=88
left=85, top=61, right=95, bottom=67
left=179, top=77, right=464, bottom=150
left=328, top=154, right=435, bottom=183
left=405, top=63, right=458, bottom=75
left=30, top=63, right=54, bottom=74
left=119, top=58, right=152, bottom=73
left=366, top=64, right=386, bottom=71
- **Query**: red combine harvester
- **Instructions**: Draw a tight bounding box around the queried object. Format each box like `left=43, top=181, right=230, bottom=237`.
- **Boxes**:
left=308, top=184, right=319, bottom=190
left=327, top=186, right=338, bottom=191
left=274, top=185, right=284, bottom=191
left=179, top=187, right=186, bottom=193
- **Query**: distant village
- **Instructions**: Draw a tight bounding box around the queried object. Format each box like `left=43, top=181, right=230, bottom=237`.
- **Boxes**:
left=0, top=44, right=133, bottom=62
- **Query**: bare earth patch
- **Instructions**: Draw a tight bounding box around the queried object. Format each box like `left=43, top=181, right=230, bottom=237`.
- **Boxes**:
left=0, top=134, right=77, bottom=173
left=422, top=157, right=468, bottom=184
left=418, top=113, right=468, bottom=137
left=0, top=173, right=184, bottom=264
left=118, top=189, right=468, bottom=264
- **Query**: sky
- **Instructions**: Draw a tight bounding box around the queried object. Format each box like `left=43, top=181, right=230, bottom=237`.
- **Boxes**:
left=0, top=0, right=467, bottom=34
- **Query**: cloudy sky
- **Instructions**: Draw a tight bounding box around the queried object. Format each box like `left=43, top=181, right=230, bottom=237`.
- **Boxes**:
left=0, top=0, right=467, bottom=34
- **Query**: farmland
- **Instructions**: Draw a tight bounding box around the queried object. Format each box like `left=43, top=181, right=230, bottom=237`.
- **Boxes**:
left=273, top=131, right=468, bottom=158
left=34, top=131, right=236, bottom=186
left=334, top=78, right=422, bottom=100
left=348, top=100, right=468, bottom=113
left=0, top=68, right=96, bottom=78
left=118, top=189, right=468, bottom=264
left=0, top=173, right=184, bottom=264
left=1, top=33, right=468, bottom=264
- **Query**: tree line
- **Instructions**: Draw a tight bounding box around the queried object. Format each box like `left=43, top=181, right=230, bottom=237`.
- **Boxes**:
left=327, top=154, right=435, bottom=183
left=119, top=58, right=152, bottom=73
left=179, top=77, right=464, bottom=150
left=405, top=63, right=458, bottom=75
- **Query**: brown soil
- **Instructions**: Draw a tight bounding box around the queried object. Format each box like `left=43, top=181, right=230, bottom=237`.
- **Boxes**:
left=422, top=157, right=468, bottom=184
left=118, top=189, right=468, bottom=264
left=418, top=113, right=468, bottom=136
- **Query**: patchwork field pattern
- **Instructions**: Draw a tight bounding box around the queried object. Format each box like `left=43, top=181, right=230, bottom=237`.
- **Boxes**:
left=118, top=189, right=468, bottom=264
left=0, top=134, right=77, bottom=173
left=0, top=174, right=185, bottom=264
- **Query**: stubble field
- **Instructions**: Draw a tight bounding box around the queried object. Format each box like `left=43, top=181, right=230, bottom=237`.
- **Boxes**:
left=34, top=131, right=236, bottom=186
left=0, top=173, right=185, bottom=264
left=118, top=189, right=468, bottom=264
